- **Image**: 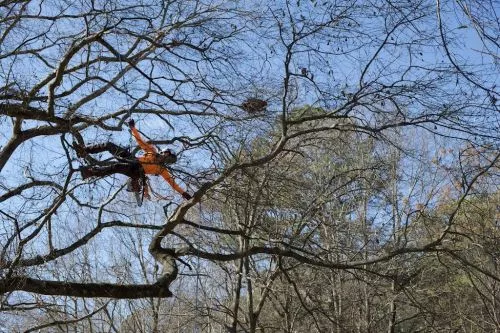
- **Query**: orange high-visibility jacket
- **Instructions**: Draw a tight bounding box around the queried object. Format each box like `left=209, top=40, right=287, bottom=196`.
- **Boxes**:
left=131, top=126, right=186, bottom=196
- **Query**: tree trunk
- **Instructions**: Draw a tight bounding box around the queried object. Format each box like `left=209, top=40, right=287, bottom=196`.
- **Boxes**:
left=387, top=281, right=396, bottom=333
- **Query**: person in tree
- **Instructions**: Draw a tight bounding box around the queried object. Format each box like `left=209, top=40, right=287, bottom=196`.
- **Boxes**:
left=76, top=119, right=192, bottom=200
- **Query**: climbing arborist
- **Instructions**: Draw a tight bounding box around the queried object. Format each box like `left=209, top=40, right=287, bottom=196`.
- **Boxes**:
left=76, top=119, right=192, bottom=200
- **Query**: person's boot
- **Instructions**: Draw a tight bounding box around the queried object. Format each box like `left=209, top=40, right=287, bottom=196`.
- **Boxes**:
left=126, top=178, right=141, bottom=192
left=126, top=178, right=134, bottom=192
left=84, top=143, right=108, bottom=154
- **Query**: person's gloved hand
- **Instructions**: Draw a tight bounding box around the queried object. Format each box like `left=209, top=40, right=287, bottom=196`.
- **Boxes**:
left=182, top=192, right=192, bottom=200
left=128, top=119, right=135, bottom=128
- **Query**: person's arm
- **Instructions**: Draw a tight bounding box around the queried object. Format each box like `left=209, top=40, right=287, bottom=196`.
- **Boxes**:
left=128, top=119, right=157, bottom=153
left=159, top=169, right=192, bottom=199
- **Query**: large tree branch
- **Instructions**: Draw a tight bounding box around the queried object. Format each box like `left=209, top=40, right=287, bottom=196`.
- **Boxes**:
left=0, top=277, right=172, bottom=298
left=182, top=244, right=441, bottom=269
left=0, top=103, right=123, bottom=172
left=0, top=124, right=71, bottom=172
left=0, top=103, right=114, bottom=128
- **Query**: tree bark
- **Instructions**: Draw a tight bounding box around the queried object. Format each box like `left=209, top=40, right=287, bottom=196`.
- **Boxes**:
left=0, top=276, right=172, bottom=298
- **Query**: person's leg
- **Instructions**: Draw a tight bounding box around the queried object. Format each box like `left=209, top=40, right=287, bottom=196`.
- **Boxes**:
left=84, top=142, right=131, bottom=159
left=80, top=162, right=141, bottom=179
left=73, top=142, right=131, bottom=159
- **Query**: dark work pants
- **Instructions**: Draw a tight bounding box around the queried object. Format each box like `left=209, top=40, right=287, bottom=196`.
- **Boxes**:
left=82, top=162, right=142, bottom=179
left=84, top=142, right=132, bottom=159
left=80, top=142, right=143, bottom=183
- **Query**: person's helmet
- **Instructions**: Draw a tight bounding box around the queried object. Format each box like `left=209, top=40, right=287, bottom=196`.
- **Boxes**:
left=158, top=149, right=177, bottom=165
